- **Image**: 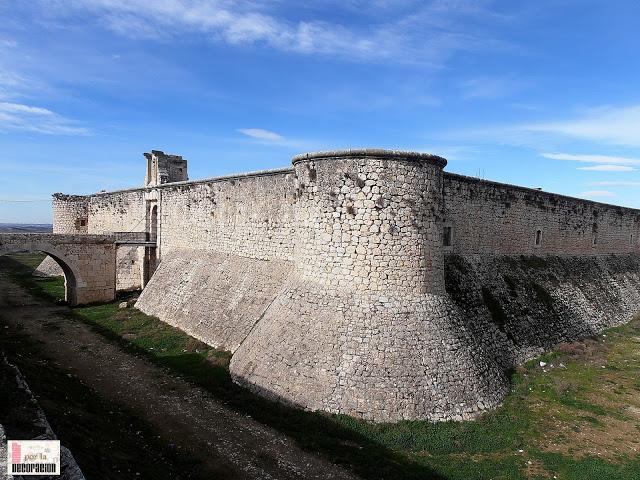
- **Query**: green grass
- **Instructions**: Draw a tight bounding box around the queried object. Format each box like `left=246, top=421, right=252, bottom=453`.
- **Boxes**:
left=2, top=253, right=66, bottom=300
left=3, top=252, right=640, bottom=480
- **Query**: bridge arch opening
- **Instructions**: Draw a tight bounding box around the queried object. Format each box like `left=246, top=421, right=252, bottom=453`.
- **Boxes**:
left=0, top=249, right=78, bottom=305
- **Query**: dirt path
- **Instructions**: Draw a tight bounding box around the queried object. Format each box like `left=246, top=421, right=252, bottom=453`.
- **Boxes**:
left=0, top=274, right=358, bottom=480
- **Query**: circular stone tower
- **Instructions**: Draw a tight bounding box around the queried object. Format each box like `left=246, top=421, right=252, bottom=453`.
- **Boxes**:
left=52, top=193, right=89, bottom=234
left=231, top=149, right=508, bottom=422
left=291, top=149, right=448, bottom=295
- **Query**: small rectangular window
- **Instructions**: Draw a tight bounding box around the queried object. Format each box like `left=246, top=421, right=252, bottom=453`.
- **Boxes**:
left=443, top=226, right=452, bottom=247
left=593, top=234, right=598, bottom=246
left=80, top=219, right=87, bottom=227
left=630, top=234, right=634, bottom=246
left=535, top=229, right=542, bottom=246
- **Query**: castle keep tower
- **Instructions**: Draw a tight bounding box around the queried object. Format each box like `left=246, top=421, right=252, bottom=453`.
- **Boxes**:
left=144, top=150, right=188, bottom=187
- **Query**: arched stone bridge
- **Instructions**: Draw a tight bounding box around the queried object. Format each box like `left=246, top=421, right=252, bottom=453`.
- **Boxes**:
left=0, top=234, right=116, bottom=305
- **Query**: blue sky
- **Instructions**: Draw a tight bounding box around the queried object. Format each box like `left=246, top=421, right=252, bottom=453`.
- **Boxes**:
left=1, top=0, right=639, bottom=223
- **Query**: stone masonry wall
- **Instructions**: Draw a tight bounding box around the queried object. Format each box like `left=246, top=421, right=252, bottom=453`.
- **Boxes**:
left=53, top=195, right=89, bottom=234
left=88, top=190, right=147, bottom=234
left=136, top=250, right=294, bottom=352
left=115, top=245, right=143, bottom=291
left=231, top=151, right=491, bottom=422
left=291, top=150, right=446, bottom=294
left=444, top=253, right=640, bottom=371
left=34, top=255, right=64, bottom=277
left=443, top=173, right=640, bottom=256
left=158, top=170, right=296, bottom=260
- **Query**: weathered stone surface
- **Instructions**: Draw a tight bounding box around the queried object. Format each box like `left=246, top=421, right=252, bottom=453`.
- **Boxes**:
left=230, top=276, right=508, bottom=422
left=231, top=253, right=640, bottom=422
left=34, top=255, right=64, bottom=277
left=136, top=250, right=294, bottom=352
left=115, top=245, right=144, bottom=291
left=442, top=173, right=640, bottom=256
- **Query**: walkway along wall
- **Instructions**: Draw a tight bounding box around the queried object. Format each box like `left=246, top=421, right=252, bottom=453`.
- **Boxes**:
left=51, top=149, right=640, bottom=422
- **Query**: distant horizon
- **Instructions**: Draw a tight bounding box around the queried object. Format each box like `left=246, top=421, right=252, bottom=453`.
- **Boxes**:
left=0, top=223, right=53, bottom=225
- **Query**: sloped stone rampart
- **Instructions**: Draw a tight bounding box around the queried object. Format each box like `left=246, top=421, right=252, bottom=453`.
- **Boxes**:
left=34, top=255, right=64, bottom=277
left=135, top=250, right=294, bottom=352
left=230, top=253, right=640, bottom=422
left=230, top=274, right=508, bottom=422
left=444, top=253, right=640, bottom=366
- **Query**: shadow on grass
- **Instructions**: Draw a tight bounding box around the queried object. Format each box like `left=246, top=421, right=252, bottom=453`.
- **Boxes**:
left=0, top=255, right=446, bottom=480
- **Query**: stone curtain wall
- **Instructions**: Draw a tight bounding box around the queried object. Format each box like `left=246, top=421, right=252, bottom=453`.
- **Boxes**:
left=53, top=194, right=89, bottom=234
left=157, top=170, right=297, bottom=260
left=443, top=173, right=640, bottom=256
left=88, top=190, right=147, bottom=234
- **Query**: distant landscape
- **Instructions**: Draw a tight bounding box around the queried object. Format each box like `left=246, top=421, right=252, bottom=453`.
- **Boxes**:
left=0, top=223, right=53, bottom=233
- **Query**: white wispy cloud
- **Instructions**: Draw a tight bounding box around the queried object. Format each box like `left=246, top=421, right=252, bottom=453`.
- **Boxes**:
left=0, top=102, right=89, bottom=135
left=577, top=165, right=635, bottom=172
left=453, top=105, right=640, bottom=150
left=523, top=105, right=640, bottom=147
left=541, top=152, right=640, bottom=172
left=238, top=128, right=283, bottom=142
left=458, top=75, right=526, bottom=100
left=0, top=102, right=55, bottom=116
left=591, top=181, right=640, bottom=187
left=541, top=152, right=640, bottom=165
left=33, top=0, right=513, bottom=64
left=578, top=190, right=616, bottom=198
left=0, top=39, right=17, bottom=48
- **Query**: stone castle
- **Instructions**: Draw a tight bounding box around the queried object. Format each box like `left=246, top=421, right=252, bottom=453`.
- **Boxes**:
left=36, top=149, right=640, bottom=422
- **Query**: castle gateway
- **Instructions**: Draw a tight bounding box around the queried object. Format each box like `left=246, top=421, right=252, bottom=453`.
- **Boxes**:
left=43, top=149, right=640, bottom=422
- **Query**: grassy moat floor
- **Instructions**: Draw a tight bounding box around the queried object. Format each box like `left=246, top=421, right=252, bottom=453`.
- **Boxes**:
left=3, top=253, right=640, bottom=479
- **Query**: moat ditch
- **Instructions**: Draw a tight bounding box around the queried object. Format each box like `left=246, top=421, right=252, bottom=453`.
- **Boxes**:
left=2, top=253, right=640, bottom=480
